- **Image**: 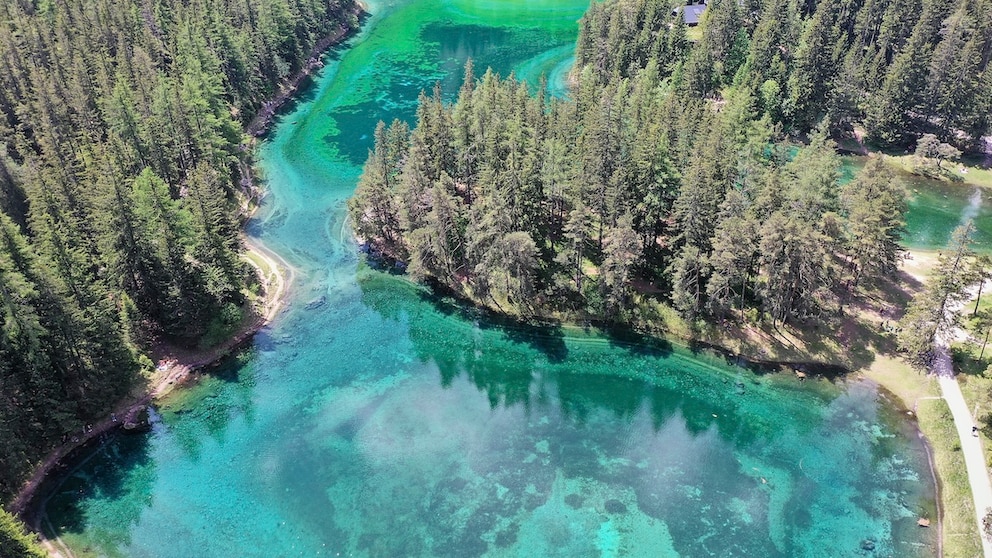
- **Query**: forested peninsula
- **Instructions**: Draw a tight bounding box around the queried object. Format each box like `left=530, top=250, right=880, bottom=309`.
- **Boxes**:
left=350, top=0, right=991, bottom=332
left=0, top=0, right=362, bottom=537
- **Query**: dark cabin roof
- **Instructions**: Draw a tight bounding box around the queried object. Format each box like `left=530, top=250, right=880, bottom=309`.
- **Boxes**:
left=682, top=3, right=707, bottom=25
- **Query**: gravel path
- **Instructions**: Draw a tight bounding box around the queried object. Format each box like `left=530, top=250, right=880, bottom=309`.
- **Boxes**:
left=936, top=368, right=992, bottom=557
left=934, top=279, right=992, bottom=557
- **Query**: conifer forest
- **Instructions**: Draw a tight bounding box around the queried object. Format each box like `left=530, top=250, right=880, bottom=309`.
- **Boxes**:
left=351, top=0, right=991, bottom=328
left=0, top=0, right=359, bottom=502
left=2, top=0, right=992, bottom=552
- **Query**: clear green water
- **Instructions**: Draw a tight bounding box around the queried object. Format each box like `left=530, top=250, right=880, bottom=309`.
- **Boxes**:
left=41, top=2, right=939, bottom=556
left=842, top=156, right=992, bottom=251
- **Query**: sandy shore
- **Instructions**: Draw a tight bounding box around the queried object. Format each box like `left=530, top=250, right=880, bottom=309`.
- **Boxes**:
left=243, top=236, right=296, bottom=323
left=901, top=249, right=940, bottom=285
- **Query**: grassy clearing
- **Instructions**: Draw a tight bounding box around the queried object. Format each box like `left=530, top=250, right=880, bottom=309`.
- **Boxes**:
left=954, top=286, right=992, bottom=466
left=957, top=369, right=992, bottom=468
left=935, top=271, right=992, bottom=556
left=951, top=341, right=989, bottom=377
left=847, top=136, right=992, bottom=188
left=962, top=290, right=992, bottom=343
left=960, top=154, right=992, bottom=189
left=862, top=354, right=939, bottom=408
left=917, top=398, right=985, bottom=558
left=949, top=330, right=992, bottom=480
left=902, top=250, right=940, bottom=285
left=628, top=293, right=694, bottom=340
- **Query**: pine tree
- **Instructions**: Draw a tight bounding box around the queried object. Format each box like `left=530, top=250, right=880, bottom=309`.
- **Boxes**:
left=555, top=205, right=595, bottom=297
left=669, top=245, right=708, bottom=322
left=866, top=0, right=949, bottom=144
left=759, top=211, right=831, bottom=326
left=840, top=157, right=906, bottom=287
left=786, top=0, right=839, bottom=130
left=706, top=190, right=759, bottom=318
left=0, top=509, right=45, bottom=558
left=899, top=221, right=978, bottom=367
left=600, top=214, right=643, bottom=316
left=349, top=124, right=407, bottom=256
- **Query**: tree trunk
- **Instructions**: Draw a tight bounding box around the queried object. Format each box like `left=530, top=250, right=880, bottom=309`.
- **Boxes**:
left=738, top=266, right=751, bottom=323
left=974, top=279, right=985, bottom=317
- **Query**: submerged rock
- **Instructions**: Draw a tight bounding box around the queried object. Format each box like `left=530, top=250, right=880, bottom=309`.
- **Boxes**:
left=564, top=494, right=584, bottom=509
left=604, top=499, right=627, bottom=514
left=123, top=405, right=151, bottom=433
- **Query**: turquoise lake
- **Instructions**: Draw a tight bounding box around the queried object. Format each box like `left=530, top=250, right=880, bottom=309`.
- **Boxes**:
left=38, top=0, right=954, bottom=556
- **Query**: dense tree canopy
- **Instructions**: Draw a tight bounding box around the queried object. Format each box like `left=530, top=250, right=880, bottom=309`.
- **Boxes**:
left=351, top=66, right=907, bottom=328
left=0, top=0, right=360, bottom=510
left=352, top=0, right=992, bottom=332
left=0, top=509, right=44, bottom=558
left=575, top=0, right=992, bottom=147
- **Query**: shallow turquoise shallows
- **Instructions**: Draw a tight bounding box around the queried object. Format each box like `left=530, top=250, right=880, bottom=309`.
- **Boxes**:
left=42, top=1, right=942, bottom=556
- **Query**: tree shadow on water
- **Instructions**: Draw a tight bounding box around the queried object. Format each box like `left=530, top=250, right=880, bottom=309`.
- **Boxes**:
left=596, top=321, right=674, bottom=359
left=355, top=271, right=786, bottom=454
left=413, top=280, right=570, bottom=364
left=34, top=433, right=156, bottom=549
left=357, top=271, right=786, bottom=441
left=158, top=353, right=258, bottom=462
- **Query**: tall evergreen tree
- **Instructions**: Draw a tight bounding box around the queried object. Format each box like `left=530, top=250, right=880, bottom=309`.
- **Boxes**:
left=840, top=157, right=906, bottom=287
left=0, top=509, right=45, bottom=558
left=899, top=221, right=977, bottom=367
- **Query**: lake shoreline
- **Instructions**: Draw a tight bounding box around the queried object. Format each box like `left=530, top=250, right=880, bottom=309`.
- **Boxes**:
left=372, top=249, right=933, bottom=403
left=363, top=246, right=947, bottom=540
left=244, top=2, right=369, bottom=139
left=8, top=238, right=292, bottom=554
left=837, top=130, right=992, bottom=191
left=4, top=0, right=961, bottom=554
left=375, top=251, right=913, bottom=365
left=9, top=0, right=375, bottom=547
left=23, top=12, right=952, bottom=556
left=2, top=3, right=372, bottom=546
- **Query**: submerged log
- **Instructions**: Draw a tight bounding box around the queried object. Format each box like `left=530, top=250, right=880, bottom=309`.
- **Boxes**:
left=305, top=295, right=326, bottom=310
